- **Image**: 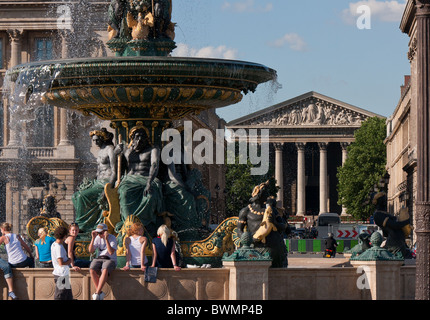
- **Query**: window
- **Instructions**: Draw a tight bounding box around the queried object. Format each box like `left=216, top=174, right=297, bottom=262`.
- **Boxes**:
left=35, top=38, right=53, bottom=61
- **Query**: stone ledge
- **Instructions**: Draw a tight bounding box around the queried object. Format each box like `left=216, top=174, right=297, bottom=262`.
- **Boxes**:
left=0, top=268, right=230, bottom=300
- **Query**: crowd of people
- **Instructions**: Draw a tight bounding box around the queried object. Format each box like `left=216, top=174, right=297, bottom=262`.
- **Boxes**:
left=0, top=221, right=181, bottom=300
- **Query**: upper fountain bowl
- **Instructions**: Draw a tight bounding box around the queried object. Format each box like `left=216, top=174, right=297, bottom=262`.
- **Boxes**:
left=5, top=56, right=277, bottom=121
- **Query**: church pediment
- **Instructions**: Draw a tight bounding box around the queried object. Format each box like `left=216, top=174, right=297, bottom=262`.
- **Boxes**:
left=228, top=91, right=383, bottom=127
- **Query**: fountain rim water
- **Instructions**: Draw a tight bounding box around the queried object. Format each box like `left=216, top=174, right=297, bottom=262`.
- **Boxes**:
left=6, top=56, right=276, bottom=76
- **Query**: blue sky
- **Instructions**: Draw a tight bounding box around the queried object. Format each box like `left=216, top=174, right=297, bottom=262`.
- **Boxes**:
left=171, top=0, right=410, bottom=123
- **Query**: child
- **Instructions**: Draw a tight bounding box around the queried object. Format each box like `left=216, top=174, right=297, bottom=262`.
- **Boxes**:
left=122, top=222, right=148, bottom=272
left=51, top=226, right=76, bottom=300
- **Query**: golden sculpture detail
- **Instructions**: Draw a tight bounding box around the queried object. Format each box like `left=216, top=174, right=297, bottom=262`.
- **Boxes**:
left=398, top=207, right=414, bottom=238
left=252, top=204, right=277, bottom=244
left=181, top=217, right=238, bottom=258
left=127, top=11, right=154, bottom=40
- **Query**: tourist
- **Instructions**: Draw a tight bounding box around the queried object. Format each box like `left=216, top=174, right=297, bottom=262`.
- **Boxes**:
left=51, top=226, right=74, bottom=300
left=0, top=257, right=18, bottom=299
left=122, top=222, right=148, bottom=272
left=64, top=222, right=91, bottom=269
left=0, top=222, right=34, bottom=269
left=88, top=223, right=117, bottom=300
left=34, top=227, right=55, bottom=268
left=151, top=224, right=180, bottom=271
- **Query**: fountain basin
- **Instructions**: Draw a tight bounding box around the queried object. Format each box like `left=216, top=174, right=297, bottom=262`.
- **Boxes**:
left=5, top=56, right=277, bottom=121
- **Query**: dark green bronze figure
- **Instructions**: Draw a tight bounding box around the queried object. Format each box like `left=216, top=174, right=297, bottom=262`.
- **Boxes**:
left=236, top=182, right=289, bottom=268
left=72, top=128, right=116, bottom=233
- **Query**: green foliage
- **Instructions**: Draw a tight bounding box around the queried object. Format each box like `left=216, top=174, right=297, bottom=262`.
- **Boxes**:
left=337, top=117, right=387, bottom=220
left=225, top=148, right=278, bottom=217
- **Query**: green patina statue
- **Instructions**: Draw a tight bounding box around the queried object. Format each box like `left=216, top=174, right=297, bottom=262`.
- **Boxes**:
left=107, top=0, right=175, bottom=56
left=72, top=128, right=116, bottom=233
left=350, top=231, right=404, bottom=261
left=236, top=181, right=289, bottom=268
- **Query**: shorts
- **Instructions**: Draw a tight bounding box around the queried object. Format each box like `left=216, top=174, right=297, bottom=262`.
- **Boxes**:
left=89, top=258, right=117, bottom=275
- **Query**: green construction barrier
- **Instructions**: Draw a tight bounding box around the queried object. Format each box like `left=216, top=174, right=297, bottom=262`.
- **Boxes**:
left=286, top=239, right=360, bottom=253
left=298, top=240, right=307, bottom=252
left=313, top=240, right=321, bottom=252
left=337, top=241, right=344, bottom=253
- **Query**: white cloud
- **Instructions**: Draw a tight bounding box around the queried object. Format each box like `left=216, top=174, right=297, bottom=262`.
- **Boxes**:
left=172, top=43, right=239, bottom=60
left=269, top=33, right=307, bottom=52
left=342, top=0, right=406, bottom=24
left=222, top=0, right=273, bottom=13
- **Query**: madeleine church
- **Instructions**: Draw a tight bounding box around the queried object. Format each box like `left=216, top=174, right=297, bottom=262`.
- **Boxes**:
left=227, top=91, right=383, bottom=217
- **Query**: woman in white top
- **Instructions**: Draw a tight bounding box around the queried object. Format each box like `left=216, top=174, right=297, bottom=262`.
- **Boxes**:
left=0, top=222, right=34, bottom=268
left=122, top=222, right=148, bottom=271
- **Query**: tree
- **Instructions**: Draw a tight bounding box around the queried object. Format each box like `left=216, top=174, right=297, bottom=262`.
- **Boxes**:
left=337, top=117, right=387, bottom=220
left=225, top=154, right=278, bottom=217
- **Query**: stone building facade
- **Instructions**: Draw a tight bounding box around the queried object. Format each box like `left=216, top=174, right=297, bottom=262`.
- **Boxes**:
left=384, top=0, right=422, bottom=245
left=0, top=0, right=226, bottom=234
left=227, top=91, right=383, bottom=217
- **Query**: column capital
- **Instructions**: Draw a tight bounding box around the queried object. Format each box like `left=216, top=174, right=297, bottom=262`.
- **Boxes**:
left=340, top=142, right=350, bottom=151
left=7, top=29, right=23, bottom=42
left=273, top=142, right=284, bottom=151
left=416, top=0, right=430, bottom=15
left=295, top=142, right=306, bottom=151
left=318, top=142, right=328, bottom=151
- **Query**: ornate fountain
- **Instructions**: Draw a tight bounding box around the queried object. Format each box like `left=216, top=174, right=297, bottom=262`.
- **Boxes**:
left=5, top=0, right=277, bottom=267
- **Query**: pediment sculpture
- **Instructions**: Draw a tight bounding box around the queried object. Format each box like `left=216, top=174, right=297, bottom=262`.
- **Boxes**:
left=242, top=100, right=367, bottom=127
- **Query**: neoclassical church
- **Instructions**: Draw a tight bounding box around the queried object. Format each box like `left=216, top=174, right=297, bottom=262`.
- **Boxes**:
left=227, top=91, right=383, bottom=217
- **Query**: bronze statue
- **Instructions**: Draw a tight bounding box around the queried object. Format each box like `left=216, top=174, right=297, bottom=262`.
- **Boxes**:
left=236, top=181, right=289, bottom=268
left=72, top=128, right=117, bottom=233
left=153, top=0, right=172, bottom=38
left=115, top=123, right=163, bottom=236
left=108, top=0, right=128, bottom=39
left=371, top=191, right=413, bottom=259
left=40, top=195, right=61, bottom=219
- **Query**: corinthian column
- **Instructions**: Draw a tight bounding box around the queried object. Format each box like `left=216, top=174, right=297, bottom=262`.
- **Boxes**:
left=6, top=29, right=23, bottom=148
left=340, top=142, right=350, bottom=216
left=296, top=142, right=306, bottom=216
left=58, top=30, right=72, bottom=147
left=318, top=142, right=328, bottom=214
left=415, top=0, right=430, bottom=301
left=274, top=143, right=284, bottom=207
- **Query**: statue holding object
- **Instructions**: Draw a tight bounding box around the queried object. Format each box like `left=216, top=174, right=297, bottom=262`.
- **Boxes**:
left=236, top=181, right=289, bottom=268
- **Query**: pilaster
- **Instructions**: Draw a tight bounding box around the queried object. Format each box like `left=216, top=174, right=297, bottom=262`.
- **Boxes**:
left=415, top=0, right=430, bottom=300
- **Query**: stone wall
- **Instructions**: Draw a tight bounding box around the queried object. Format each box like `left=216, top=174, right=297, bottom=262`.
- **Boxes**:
left=0, top=262, right=416, bottom=300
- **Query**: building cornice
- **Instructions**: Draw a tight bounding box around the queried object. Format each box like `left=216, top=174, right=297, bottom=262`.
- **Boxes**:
left=400, top=0, right=417, bottom=35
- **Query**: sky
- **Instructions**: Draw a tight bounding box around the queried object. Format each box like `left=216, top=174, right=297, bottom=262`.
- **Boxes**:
left=171, top=0, right=411, bottom=123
